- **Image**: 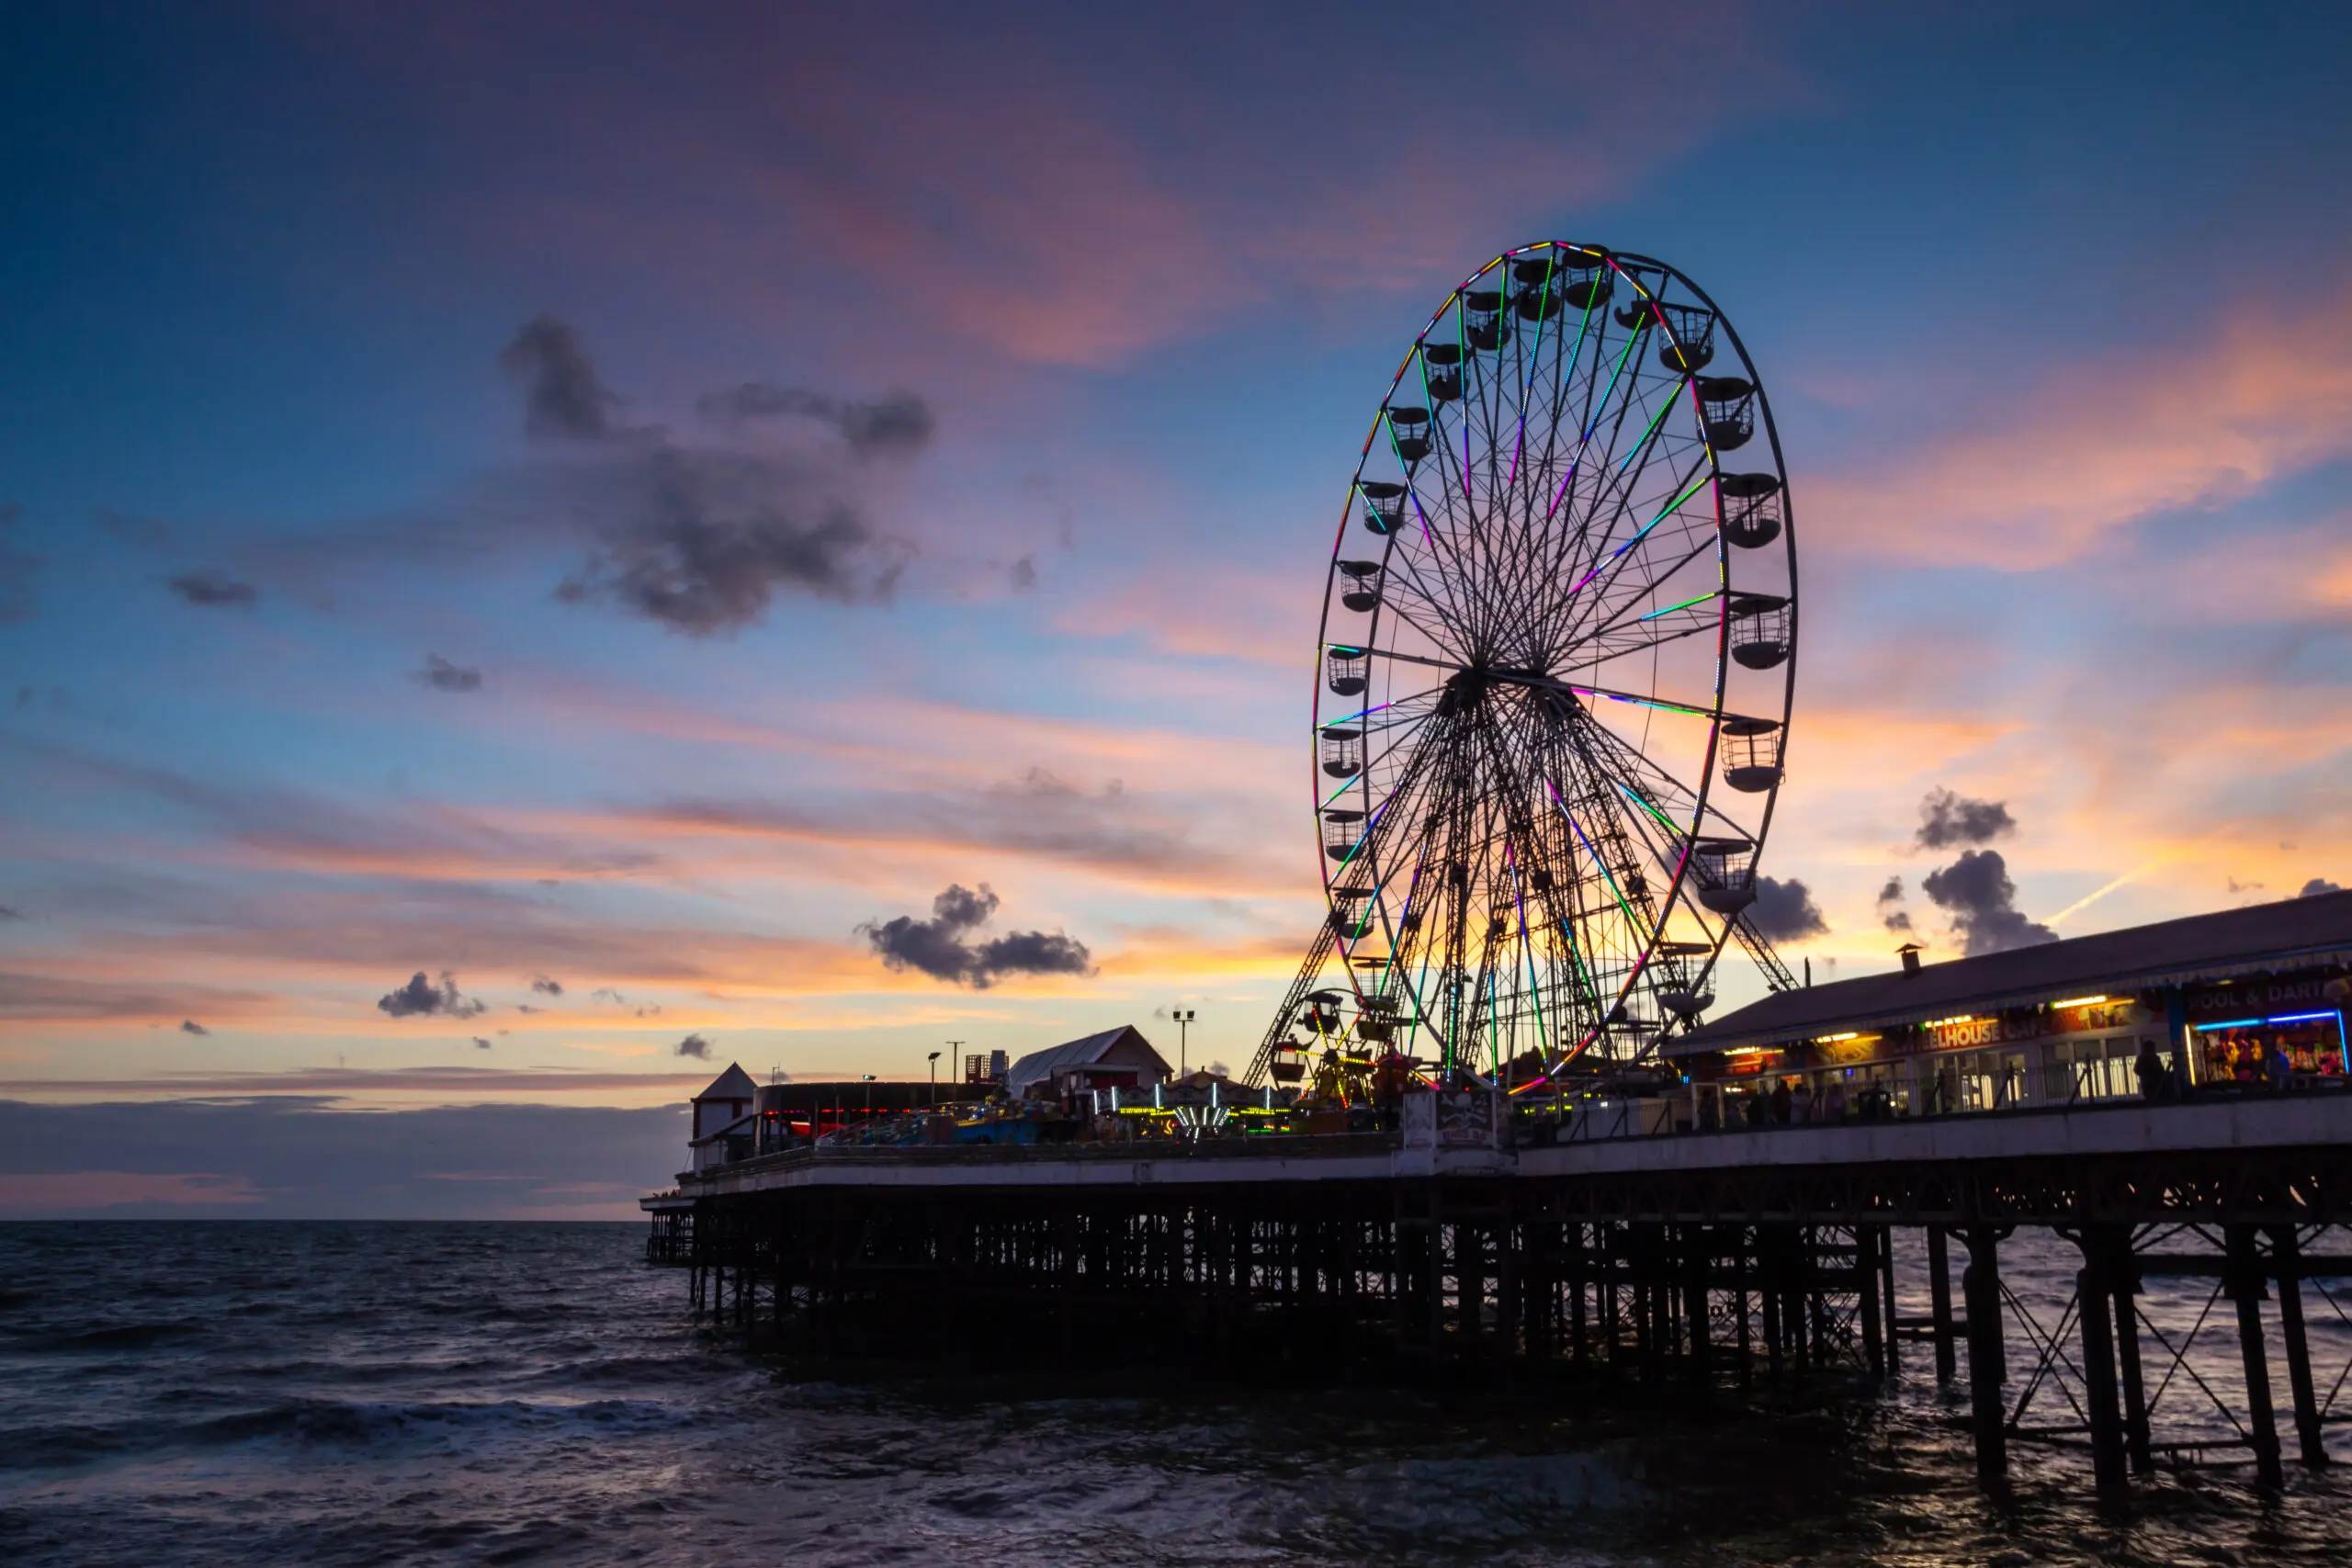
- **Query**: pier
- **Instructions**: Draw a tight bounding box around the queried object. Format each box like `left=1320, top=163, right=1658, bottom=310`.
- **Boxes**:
left=648, top=895, right=2352, bottom=1496
left=649, top=1091, right=2352, bottom=1494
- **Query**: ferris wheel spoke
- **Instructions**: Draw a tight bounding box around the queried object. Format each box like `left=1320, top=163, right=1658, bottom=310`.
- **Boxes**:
left=1563, top=536, right=1724, bottom=656
left=1366, top=561, right=1473, bottom=660
left=1580, top=712, right=1770, bottom=860
left=1465, top=348, right=1523, bottom=649
left=1544, top=455, right=1716, bottom=653
left=1404, top=409, right=1496, bottom=645
left=1574, top=616, right=1720, bottom=668
left=1529, top=391, right=1690, bottom=657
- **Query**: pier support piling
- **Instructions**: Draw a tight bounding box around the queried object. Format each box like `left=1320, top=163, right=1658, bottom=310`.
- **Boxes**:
left=1928, top=1224, right=1959, bottom=1383
left=1858, top=1225, right=1885, bottom=1379
left=2075, top=1228, right=2128, bottom=1494
left=2109, top=1230, right=2153, bottom=1475
left=1962, top=1225, right=2007, bottom=1485
left=2225, top=1224, right=2286, bottom=1489
left=2268, top=1224, right=2329, bottom=1469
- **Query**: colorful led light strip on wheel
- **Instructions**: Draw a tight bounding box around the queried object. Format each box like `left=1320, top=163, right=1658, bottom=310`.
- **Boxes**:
left=1637, top=591, right=1721, bottom=623
left=1566, top=684, right=1717, bottom=720
left=1505, top=841, right=1546, bottom=1054
left=1564, top=468, right=1715, bottom=598
left=1616, top=781, right=1686, bottom=837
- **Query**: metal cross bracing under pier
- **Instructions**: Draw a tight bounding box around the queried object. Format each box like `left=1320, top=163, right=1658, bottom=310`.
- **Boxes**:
left=658, top=1110, right=2352, bottom=1496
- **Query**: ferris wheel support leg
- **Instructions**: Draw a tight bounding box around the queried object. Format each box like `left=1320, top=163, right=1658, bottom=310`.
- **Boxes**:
left=1243, top=920, right=1343, bottom=1087
left=1731, top=911, right=1800, bottom=994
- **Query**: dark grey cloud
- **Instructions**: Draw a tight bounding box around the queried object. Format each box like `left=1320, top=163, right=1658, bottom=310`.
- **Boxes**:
left=674, top=1032, right=714, bottom=1060
left=695, top=384, right=934, bottom=460
left=242, top=318, right=918, bottom=639
left=1915, top=788, right=2015, bottom=851
left=970, top=928, right=1093, bottom=979
left=589, top=985, right=661, bottom=1018
left=858, top=882, right=1094, bottom=988
left=376, top=970, right=490, bottom=1020
left=418, top=655, right=483, bottom=693
left=178, top=1019, right=209, bottom=1036
left=863, top=883, right=1000, bottom=982
left=1922, top=849, right=2056, bottom=956
left=167, top=569, right=257, bottom=608
left=499, top=314, right=622, bottom=441
left=491, top=319, right=920, bottom=636
left=99, top=508, right=171, bottom=547
left=1876, top=874, right=1913, bottom=933
left=556, top=460, right=902, bottom=635
left=1009, top=555, right=1037, bottom=592
left=530, top=975, right=563, bottom=996
left=2304, top=877, right=2344, bottom=897
left=0, top=502, right=40, bottom=624
left=1746, top=874, right=1826, bottom=942
left=471, top=1035, right=492, bottom=1050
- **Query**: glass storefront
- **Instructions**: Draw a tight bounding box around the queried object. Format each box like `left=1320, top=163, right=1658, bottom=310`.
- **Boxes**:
left=2195, top=1013, right=2347, bottom=1085
left=2043, top=1034, right=2143, bottom=1101
left=1680, top=968, right=2352, bottom=1122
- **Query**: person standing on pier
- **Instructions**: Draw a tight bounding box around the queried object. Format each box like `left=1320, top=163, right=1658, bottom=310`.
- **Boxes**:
left=2136, top=1040, right=2165, bottom=1101
left=1770, top=1077, right=1792, bottom=1125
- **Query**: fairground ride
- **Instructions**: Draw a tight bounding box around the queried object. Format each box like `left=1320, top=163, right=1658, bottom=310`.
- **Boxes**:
left=1242, top=243, right=1800, bottom=1097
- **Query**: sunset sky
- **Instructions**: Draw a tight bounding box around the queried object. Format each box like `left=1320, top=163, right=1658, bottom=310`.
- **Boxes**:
left=5, top=2, right=2350, bottom=1214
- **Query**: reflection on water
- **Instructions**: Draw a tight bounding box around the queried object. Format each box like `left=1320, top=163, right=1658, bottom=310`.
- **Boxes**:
left=0, top=1223, right=2346, bottom=1566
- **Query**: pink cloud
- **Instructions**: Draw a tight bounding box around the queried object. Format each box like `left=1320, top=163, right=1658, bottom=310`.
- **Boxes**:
left=1808, top=287, right=2352, bottom=569
left=306, top=3, right=1808, bottom=368
left=0, top=1170, right=263, bottom=1213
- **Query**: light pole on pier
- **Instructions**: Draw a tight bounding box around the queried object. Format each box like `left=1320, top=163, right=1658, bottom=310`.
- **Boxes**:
left=928, top=1050, right=944, bottom=1107
left=1170, top=1008, right=1196, bottom=1077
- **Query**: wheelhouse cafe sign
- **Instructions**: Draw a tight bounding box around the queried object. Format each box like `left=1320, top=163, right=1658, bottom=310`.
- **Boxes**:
left=1794, top=997, right=2141, bottom=1069
left=1778, top=971, right=2352, bottom=1071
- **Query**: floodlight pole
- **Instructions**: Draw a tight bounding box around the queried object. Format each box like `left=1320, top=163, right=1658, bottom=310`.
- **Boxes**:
left=929, top=1049, right=944, bottom=1107
left=1171, top=1008, right=1196, bottom=1076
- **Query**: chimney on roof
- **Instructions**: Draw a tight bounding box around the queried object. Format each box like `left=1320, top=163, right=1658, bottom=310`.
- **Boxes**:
left=1898, top=942, right=1924, bottom=976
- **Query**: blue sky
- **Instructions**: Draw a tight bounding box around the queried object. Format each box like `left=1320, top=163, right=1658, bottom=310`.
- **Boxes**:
left=2, top=1, right=2349, bottom=1215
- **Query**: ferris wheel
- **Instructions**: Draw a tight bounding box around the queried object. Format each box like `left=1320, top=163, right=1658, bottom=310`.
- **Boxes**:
left=1246, top=243, right=1800, bottom=1090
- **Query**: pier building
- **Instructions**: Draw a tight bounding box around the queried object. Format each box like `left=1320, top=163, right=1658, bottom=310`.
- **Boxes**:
left=1666, top=890, right=2352, bottom=1122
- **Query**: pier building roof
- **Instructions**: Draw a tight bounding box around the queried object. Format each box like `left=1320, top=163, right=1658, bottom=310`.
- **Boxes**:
left=693, top=1063, right=759, bottom=1103
left=1006, top=1025, right=1170, bottom=1099
left=1673, top=889, right=2352, bottom=1053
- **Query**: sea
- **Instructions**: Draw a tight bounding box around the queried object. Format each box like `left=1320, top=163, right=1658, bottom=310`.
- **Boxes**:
left=2, top=1222, right=2347, bottom=1567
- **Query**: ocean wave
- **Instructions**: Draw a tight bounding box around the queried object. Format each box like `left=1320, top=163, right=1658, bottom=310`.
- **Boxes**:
left=4, top=1321, right=208, bottom=1354
left=0, top=1393, right=704, bottom=1472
